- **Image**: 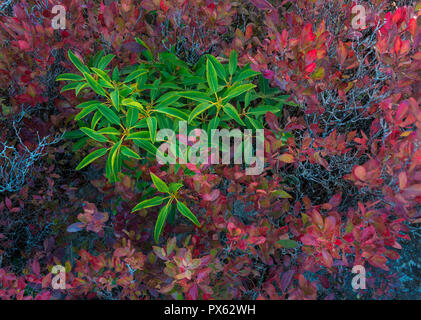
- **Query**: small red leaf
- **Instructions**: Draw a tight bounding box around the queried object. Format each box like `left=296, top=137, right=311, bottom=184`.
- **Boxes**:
left=32, top=260, right=40, bottom=276
left=353, top=166, right=366, bottom=180
left=305, top=49, right=317, bottom=65
left=304, top=62, right=317, bottom=73
left=5, top=197, right=12, bottom=210
left=337, top=40, right=347, bottom=65
left=394, top=36, right=402, bottom=55
left=399, top=172, right=407, bottom=190
left=203, top=189, right=220, bottom=202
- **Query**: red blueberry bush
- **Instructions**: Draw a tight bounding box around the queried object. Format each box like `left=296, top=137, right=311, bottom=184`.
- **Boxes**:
left=0, top=0, right=420, bottom=300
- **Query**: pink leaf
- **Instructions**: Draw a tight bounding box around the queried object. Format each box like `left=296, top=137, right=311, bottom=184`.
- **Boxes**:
left=203, top=189, right=220, bottom=201
left=249, top=0, right=274, bottom=10
left=280, top=270, right=294, bottom=292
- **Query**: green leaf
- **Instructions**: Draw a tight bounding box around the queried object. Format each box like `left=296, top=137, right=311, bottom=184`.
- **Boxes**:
left=80, top=127, right=109, bottom=143
left=177, top=201, right=200, bottom=227
left=277, top=239, right=299, bottom=249
left=154, top=107, right=188, bottom=121
left=68, top=50, right=90, bottom=74
left=75, top=83, right=88, bottom=96
left=222, top=103, right=245, bottom=126
left=244, top=90, right=252, bottom=107
left=91, top=110, right=102, bottom=129
left=97, top=54, right=115, bottom=70
left=228, top=51, right=238, bottom=76
left=124, top=69, right=147, bottom=83
left=155, top=92, right=180, bottom=109
left=206, top=54, right=227, bottom=81
left=272, top=190, right=292, bottom=199
left=245, top=115, right=263, bottom=130
left=112, top=66, right=119, bottom=82
left=206, top=59, right=219, bottom=93
left=302, top=213, right=310, bottom=226
left=60, top=82, right=83, bottom=93
left=147, top=116, right=157, bottom=143
left=63, top=130, right=84, bottom=139
left=247, top=105, right=280, bottom=116
left=110, top=90, right=120, bottom=111
left=222, top=84, right=256, bottom=102
left=91, top=68, right=113, bottom=86
left=178, top=91, right=213, bottom=103
left=92, top=50, right=105, bottom=68
left=133, top=139, right=157, bottom=155
left=188, top=102, right=213, bottom=123
left=108, top=139, right=122, bottom=177
left=232, top=68, right=260, bottom=83
left=84, top=73, right=108, bottom=96
left=154, top=202, right=171, bottom=243
left=72, top=137, right=88, bottom=152
left=150, top=172, right=170, bottom=193
left=135, top=37, right=153, bottom=61
left=74, top=104, right=98, bottom=121
left=132, top=196, right=165, bottom=212
left=126, top=108, right=139, bottom=127
left=151, top=79, right=160, bottom=102
left=97, top=127, right=121, bottom=135
left=56, top=73, right=84, bottom=82
left=126, top=131, right=150, bottom=140
left=207, top=116, right=220, bottom=135
left=122, top=99, right=144, bottom=110
left=97, top=104, right=120, bottom=125
left=76, top=100, right=102, bottom=109
left=76, top=148, right=108, bottom=170
left=169, top=183, right=183, bottom=194
left=121, top=145, right=141, bottom=159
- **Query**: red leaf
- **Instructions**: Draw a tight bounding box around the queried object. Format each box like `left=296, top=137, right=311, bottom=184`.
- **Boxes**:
left=402, top=184, right=421, bottom=199
left=368, top=255, right=389, bottom=270
left=353, top=166, right=366, bottom=180
left=305, top=49, right=317, bottom=65
left=399, top=172, right=407, bottom=190
left=321, top=249, right=333, bottom=268
left=189, top=283, right=198, bottom=300
left=304, top=62, right=317, bottom=73
left=5, top=197, right=12, bottom=210
left=337, top=40, right=347, bottom=65
left=245, top=25, right=253, bottom=40
left=394, top=36, right=402, bottom=56
left=249, top=0, right=274, bottom=10
left=17, top=40, right=30, bottom=51
left=300, top=234, right=317, bottom=246
left=207, top=2, right=215, bottom=11
left=328, top=193, right=342, bottom=208
left=266, top=112, right=280, bottom=132
left=408, top=18, right=417, bottom=37
left=32, top=260, right=40, bottom=276
left=203, top=189, right=220, bottom=201
left=160, top=0, right=169, bottom=13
